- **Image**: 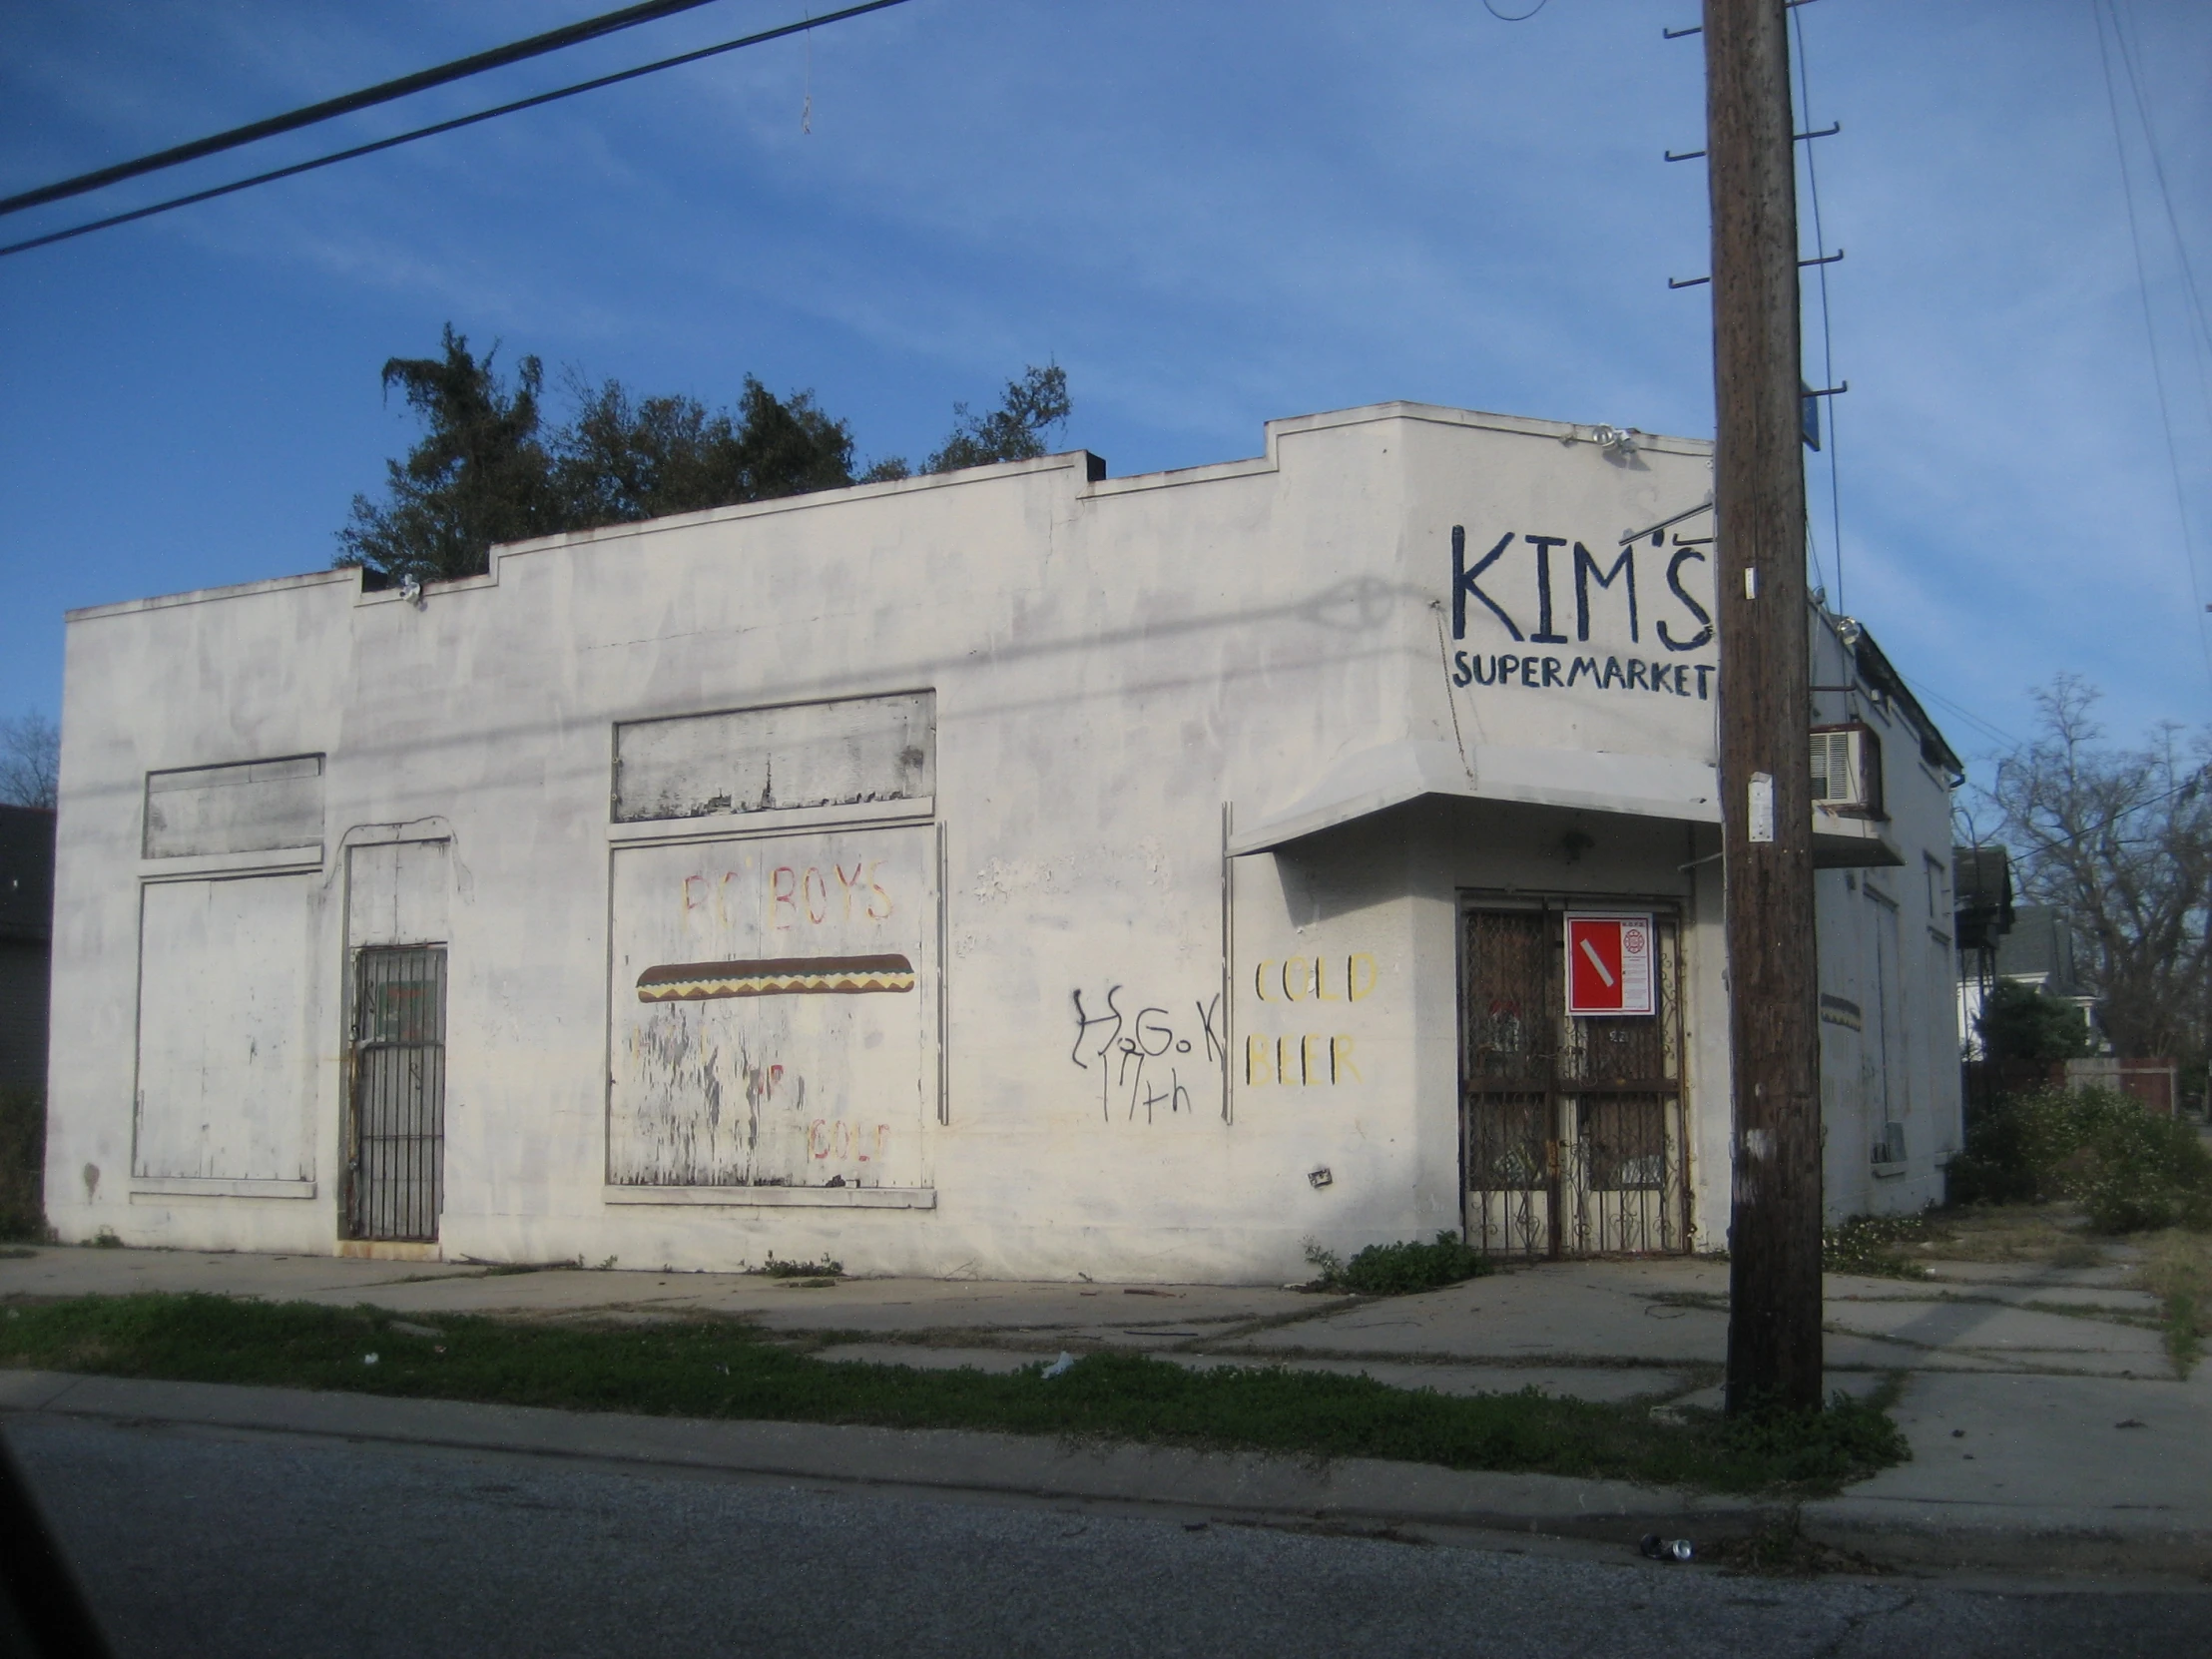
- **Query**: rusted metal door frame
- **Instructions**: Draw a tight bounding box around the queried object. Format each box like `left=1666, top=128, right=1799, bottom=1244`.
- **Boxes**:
left=1458, top=894, right=1690, bottom=1259
left=342, top=944, right=447, bottom=1242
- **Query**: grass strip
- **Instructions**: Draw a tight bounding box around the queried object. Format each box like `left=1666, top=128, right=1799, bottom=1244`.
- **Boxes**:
left=0, top=1292, right=1904, bottom=1495
left=2164, top=1292, right=2203, bottom=1376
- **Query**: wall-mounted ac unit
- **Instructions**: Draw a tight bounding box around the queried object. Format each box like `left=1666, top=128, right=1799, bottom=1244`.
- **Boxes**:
left=1810, top=722, right=1883, bottom=818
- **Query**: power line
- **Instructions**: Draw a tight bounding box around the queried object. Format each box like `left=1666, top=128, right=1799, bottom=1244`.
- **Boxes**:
left=1891, top=668, right=2023, bottom=756
left=2092, top=0, right=2212, bottom=695
left=1995, top=765, right=2211, bottom=860
left=0, top=0, right=915, bottom=263
left=2105, top=2, right=2212, bottom=369
left=0, top=0, right=740, bottom=221
left=2105, top=0, right=2212, bottom=488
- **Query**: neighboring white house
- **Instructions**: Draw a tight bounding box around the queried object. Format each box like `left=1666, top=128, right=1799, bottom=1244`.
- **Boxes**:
left=43, top=401, right=1962, bottom=1281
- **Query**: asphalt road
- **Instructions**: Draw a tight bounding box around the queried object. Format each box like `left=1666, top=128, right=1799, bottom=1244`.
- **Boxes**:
left=6, top=1415, right=2206, bottom=1659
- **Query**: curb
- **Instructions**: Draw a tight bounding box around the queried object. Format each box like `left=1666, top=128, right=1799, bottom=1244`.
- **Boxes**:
left=0, top=1370, right=1773, bottom=1548
left=1801, top=1499, right=2212, bottom=1577
left=10, top=1371, right=2209, bottom=1574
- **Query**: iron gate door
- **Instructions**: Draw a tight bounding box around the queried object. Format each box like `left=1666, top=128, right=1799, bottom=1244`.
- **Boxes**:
left=345, top=945, right=446, bottom=1242
left=1460, top=904, right=1688, bottom=1258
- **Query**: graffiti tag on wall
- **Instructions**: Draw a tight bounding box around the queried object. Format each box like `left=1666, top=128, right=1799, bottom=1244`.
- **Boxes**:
left=1068, top=986, right=1225, bottom=1123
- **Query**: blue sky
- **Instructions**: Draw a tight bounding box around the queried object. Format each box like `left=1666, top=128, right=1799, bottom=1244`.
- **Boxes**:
left=2, top=0, right=2206, bottom=781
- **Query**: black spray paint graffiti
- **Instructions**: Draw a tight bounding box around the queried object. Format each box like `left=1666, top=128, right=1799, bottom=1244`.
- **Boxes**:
left=1450, top=651, right=1715, bottom=700
left=1068, top=986, right=1225, bottom=1123
left=1451, top=527, right=1714, bottom=655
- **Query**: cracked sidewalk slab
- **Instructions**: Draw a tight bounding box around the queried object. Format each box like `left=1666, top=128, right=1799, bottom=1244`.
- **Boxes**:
left=1802, top=1369, right=2212, bottom=1574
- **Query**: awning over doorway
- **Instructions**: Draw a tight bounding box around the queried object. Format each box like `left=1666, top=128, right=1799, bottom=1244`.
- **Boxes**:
left=1228, top=739, right=1720, bottom=856
left=1230, top=738, right=1903, bottom=866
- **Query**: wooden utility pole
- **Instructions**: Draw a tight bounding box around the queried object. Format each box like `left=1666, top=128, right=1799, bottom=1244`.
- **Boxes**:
left=1704, top=0, right=1825, bottom=1414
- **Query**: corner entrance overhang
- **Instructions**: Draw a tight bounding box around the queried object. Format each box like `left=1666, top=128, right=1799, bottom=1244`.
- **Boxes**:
left=1229, top=738, right=1902, bottom=866
left=1229, top=739, right=1718, bottom=855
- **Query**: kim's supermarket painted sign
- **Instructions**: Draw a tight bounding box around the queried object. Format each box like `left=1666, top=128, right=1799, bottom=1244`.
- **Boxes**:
left=1446, top=526, right=1717, bottom=700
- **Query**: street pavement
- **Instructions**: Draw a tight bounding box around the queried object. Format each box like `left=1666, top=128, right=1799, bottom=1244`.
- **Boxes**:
left=3, top=1242, right=2208, bottom=1574
left=10, top=1412, right=2207, bottom=1659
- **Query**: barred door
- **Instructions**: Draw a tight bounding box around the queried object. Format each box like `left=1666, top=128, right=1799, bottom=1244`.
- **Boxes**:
left=1460, top=904, right=1687, bottom=1258
left=345, top=946, right=446, bottom=1242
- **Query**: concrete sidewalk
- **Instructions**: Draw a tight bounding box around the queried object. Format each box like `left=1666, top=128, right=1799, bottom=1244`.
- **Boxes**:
left=4, top=1243, right=2207, bottom=1573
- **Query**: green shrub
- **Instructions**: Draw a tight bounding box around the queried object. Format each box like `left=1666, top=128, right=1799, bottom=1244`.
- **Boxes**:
left=1306, top=1231, right=1492, bottom=1296
left=1949, top=1086, right=2212, bottom=1234
left=0, top=1086, right=44, bottom=1242
left=1975, top=979, right=2092, bottom=1065
left=749, top=1254, right=843, bottom=1279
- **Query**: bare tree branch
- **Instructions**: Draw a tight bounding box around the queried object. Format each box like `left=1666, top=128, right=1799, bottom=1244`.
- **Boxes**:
left=0, top=711, right=59, bottom=810
left=1984, top=676, right=2212, bottom=1066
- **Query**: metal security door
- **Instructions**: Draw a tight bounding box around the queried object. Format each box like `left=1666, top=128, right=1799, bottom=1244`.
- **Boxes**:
left=1461, top=904, right=1688, bottom=1258
left=345, top=946, right=446, bottom=1242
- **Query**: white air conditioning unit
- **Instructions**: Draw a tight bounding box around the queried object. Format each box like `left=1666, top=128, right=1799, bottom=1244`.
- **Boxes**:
left=1810, top=723, right=1882, bottom=817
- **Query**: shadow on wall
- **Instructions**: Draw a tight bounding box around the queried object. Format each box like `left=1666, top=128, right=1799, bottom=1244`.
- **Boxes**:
left=0, top=1087, right=43, bottom=1241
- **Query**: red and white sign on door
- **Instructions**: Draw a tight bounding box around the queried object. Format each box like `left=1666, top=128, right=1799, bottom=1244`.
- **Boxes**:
left=1564, top=912, right=1655, bottom=1017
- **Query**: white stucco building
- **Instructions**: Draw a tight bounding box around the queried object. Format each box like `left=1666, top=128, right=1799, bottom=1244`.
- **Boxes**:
left=45, top=401, right=1962, bottom=1280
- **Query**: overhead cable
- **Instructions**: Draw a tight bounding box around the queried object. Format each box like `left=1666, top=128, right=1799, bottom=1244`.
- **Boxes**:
left=2104, top=2, right=2212, bottom=367
left=0, top=0, right=915, bottom=262
left=2093, top=0, right=2212, bottom=693
left=0, top=0, right=741, bottom=220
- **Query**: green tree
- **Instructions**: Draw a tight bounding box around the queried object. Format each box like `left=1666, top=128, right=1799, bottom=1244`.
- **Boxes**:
left=864, top=363, right=1074, bottom=481
left=1975, top=978, right=2092, bottom=1066
left=337, top=328, right=1073, bottom=579
left=553, top=376, right=855, bottom=526
left=928, top=362, right=1072, bottom=471
left=336, top=325, right=556, bottom=585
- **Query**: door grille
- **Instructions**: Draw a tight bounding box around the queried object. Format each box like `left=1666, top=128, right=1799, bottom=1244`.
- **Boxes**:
left=345, top=946, right=446, bottom=1242
left=1461, top=904, right=1688, bottom=1258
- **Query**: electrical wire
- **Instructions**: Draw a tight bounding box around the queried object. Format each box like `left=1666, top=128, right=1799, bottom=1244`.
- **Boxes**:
left=2092, top=0, right=2212, bottom=694
left=1891, top=669, right=2024, bottom=756
left=1993, top=764, right=2211, bottom=858
left=1791, top=2, right=1847, bottom=616
left=0, top=0, right=914, bottom=263
left=0, top=0, right=739, bottom=220
left=2105, top=2, right=2212, bottom=369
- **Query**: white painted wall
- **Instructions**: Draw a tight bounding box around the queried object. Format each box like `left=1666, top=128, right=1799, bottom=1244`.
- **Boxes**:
left=46, top=402, right=1959, bottom=1276
left=1808, top=614, right=1963, bottom=1219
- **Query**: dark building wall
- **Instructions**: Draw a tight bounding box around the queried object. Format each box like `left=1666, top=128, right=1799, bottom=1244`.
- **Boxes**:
left=0, top=942, right=49, bottom=1092
left=0, top=807, right=56, bottom=1093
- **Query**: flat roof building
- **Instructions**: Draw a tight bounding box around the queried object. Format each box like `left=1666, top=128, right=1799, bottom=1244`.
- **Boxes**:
left=45, top=401, right=1961, bottom=1278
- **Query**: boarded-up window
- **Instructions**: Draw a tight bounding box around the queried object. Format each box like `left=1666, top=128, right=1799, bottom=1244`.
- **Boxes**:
left=613, top=694, right=933, bottom=824
left=346, top=840, right=451, bottom=948
left=606, top=825, right=935, bottom=1187
left=134, top=873, right=316, bottom=1181
left=144, top=756, right=323, bottom=858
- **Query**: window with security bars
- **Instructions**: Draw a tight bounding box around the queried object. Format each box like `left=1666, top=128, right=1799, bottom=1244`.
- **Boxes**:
left=345, top=946, right=446, bottom=1242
